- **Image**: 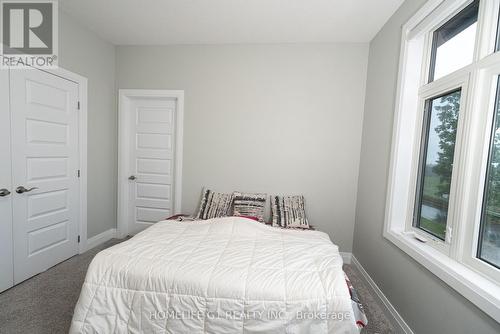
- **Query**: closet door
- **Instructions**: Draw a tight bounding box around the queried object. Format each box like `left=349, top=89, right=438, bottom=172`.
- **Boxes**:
left=10, top=69, right=80, bottom=284
left=0, top=69, right=13, bottom=292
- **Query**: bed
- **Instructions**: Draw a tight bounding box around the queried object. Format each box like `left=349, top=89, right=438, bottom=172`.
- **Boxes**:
left=70, top=217, right=363, bottom=333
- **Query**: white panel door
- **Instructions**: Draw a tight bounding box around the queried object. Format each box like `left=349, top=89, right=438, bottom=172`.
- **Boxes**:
left=0, top=69, right=13, bottom=292
left=10, top=69, right=80, bottom=284
left=128, top=98, right=176, bottom=235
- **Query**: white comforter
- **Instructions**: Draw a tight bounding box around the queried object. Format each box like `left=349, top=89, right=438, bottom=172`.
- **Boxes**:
left=70, top=217, right=359, bottom=333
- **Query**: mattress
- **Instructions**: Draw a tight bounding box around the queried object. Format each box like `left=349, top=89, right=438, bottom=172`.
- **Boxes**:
left=70, top=217, right=360, bottom=333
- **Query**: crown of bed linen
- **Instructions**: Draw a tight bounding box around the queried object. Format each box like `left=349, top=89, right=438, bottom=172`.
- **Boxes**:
left=194, top=187, right=310, bottom=229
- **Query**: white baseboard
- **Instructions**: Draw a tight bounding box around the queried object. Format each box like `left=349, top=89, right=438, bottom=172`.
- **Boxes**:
left=350, top=255, right=414, bottom=334
left=340, top=252, right=352, bottom=264
left=86, top=228, right=117, bottom=251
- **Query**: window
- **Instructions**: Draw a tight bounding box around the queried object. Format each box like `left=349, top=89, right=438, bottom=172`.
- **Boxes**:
left=414, top=90, right=461, bottom=240
left=479, top=77, right=500, bottom=269
left=497, top=6, right=500, bottom=52
left=384, top=0, right=500, bottom=323
left=429, top=0, right=479, bottom=82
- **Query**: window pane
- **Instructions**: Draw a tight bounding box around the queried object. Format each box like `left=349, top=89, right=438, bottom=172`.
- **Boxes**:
left=429, top=0, right=479, bottom=82
left=414, top=90, right=461, bottom=240
left=478, top=77, right=500, bottom=269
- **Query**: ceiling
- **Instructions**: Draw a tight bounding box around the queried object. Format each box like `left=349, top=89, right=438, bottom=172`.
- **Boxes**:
left=59, top=0, right=403, bottom=45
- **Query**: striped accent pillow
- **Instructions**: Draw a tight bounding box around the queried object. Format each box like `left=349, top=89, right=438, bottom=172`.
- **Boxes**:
left=232, top=192, right=267, bottom=222
left=271, top=195, right=309, bottom=229
left=196, top=188, right=233, bottom=220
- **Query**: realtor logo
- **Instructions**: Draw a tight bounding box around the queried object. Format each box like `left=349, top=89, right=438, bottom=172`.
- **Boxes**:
left=1, top=0, right=58, bottom=68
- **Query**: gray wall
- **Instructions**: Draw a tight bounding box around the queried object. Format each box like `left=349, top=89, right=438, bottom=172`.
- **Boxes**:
left=59, top=11, right=117, bottom=238
left=353, top=0, right=500, bottom=333
left=117, top=44, right=368, bottom=251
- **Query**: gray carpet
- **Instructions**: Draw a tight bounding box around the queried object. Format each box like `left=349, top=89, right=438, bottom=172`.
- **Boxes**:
left=344, top=266, right=397, bottom=334
left=0, top=240, right=396, bottom=334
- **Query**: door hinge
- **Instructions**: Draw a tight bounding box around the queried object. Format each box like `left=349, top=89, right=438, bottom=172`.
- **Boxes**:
left=78, top=235, right=81, bottom=243
left=77, top=169, right=80, bottom=178
left=77, top=101, right=80, bottom=110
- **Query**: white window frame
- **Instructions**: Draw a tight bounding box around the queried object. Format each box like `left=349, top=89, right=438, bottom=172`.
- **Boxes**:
left=385, top=0, right=500, bottom=322
left=407, top=75, right=469, bottom=255
left=461, top=60, right=500, bottom=282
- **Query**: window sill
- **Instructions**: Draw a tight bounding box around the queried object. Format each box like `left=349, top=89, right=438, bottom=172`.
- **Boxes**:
left=384, top=229, right=500, bottom=322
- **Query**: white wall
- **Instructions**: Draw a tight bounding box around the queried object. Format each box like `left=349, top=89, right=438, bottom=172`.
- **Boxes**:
left=117, top=44, right=368, bottom=251
left=353, top=0, right=500, bottom=333
left=59, top=11, right=117, bottom=238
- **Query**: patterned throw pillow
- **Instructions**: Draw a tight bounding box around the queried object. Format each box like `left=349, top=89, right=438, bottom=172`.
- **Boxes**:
left=232, top=192, right=267, bottom=222
left=196, top=188, right=233, bottom=220
left=271, top=195, right=309, bottom=229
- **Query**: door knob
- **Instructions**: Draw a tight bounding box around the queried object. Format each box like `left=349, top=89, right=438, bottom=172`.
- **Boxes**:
left=16, top=186, right=38, bottom=194
left=128, top=175, right=136, bottom=181
left=0, top=189, right=11, bottom=197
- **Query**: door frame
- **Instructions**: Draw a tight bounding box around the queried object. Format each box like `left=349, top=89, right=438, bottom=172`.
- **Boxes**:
left=117, top=89, right=184, bottom=238
left=0, top=65, right=88, bottom=255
